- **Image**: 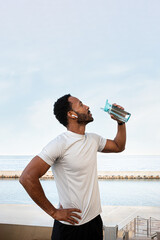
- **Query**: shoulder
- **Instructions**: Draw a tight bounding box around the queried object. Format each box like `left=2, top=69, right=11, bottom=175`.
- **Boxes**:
left=86, top=132, right=107, bottom=152
left=38, top=132, right=68, bottom=165
left=86, top=132, right=102, bottom=139
left=85, top=132, right=102, bottom=143
left=42, top=132, right=67, bottom=154
left=49, top=131, right=67, bottom=142
left=49, top=132, right=67, bottom=147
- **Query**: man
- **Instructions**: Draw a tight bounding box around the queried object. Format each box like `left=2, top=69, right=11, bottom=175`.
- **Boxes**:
left=20, top=94, right=126, bottom=240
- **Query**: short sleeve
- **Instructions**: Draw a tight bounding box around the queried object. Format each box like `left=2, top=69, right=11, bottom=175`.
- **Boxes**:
left=38, top=135, right=63, bottom=166
left=88, top=133, right=107, bottom=152
left=97, top=135, right=107, bottom=152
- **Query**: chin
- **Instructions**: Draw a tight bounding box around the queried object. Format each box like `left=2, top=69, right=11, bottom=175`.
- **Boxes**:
left=87, top=117, right=94, bottom=124
left=90, top=115, right=94, bottom=121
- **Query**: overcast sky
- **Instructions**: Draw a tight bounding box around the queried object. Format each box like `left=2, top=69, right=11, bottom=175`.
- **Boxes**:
left=0, top=0, right=160, bottom=155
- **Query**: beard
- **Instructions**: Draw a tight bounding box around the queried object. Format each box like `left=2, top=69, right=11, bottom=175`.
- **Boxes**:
left=76, top=112, right=94, bottom=125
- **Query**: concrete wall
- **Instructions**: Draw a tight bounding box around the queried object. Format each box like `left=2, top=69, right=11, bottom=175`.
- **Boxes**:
left=0, top=223, right=52, bottom=240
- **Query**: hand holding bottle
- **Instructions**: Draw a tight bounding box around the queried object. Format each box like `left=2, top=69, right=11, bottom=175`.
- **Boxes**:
left=110, top=103, right=125, bottom=123
left=101, top=100, right=131, bottom=123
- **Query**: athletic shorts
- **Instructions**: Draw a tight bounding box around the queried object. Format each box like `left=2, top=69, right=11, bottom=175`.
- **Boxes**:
left=51, top=214, right=103, bottom=240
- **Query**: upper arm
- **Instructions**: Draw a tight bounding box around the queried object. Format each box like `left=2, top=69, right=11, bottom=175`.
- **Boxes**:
left=101, top=139, right=121, bottom=153
left=20, top=155, right=51, bottom=180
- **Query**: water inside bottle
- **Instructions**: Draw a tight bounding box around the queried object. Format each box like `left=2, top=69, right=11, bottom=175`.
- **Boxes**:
left=101, top=100, right=131, bottom=123
left=109, top=105, right=131, bottom=122
left=109, top=105, right=130, bottom=122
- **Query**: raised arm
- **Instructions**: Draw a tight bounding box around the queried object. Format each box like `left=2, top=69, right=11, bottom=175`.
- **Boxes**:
left=19, top=155, right=81, bottom=225
left=101, top=103, right=126, bottom=153
left=102, top=123, right=126, bottom=153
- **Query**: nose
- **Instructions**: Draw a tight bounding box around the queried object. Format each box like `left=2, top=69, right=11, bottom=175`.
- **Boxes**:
left=85, top=105, right=89, bottom=110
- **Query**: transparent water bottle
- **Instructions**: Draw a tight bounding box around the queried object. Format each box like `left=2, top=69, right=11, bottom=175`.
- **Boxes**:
left=101, top=99, right=131, bottom=123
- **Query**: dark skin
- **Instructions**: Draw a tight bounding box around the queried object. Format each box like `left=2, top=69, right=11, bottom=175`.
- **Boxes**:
left=67, top=96, right=126, bottom=153
left=19, top=96, right=126, bottom=225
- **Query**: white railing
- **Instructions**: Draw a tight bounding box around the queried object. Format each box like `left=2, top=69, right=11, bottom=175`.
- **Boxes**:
left=110, top=216, right=160, bottom=240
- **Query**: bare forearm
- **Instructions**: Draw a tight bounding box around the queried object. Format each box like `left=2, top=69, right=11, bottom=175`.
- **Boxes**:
left=20, top=175, right=82, bottom=225
left=114, top=123, right=126, bottom=151
left=19, top=156, right=82, bottom=225
left=20, top=175, right=56, bottom=218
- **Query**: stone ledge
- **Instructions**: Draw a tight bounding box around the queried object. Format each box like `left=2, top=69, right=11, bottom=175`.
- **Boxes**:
left=0, top=171, right=160, bottom=179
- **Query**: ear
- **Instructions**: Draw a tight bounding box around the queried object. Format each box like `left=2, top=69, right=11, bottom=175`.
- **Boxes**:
left=67, top=111, right=78, bottom=119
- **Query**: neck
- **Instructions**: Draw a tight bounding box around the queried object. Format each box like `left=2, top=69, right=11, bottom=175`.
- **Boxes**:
left=67, top=124, right=86, bottom=135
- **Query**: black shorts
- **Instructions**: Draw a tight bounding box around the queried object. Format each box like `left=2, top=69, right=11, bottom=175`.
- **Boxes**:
left=51, top=214, right=103, bottom=240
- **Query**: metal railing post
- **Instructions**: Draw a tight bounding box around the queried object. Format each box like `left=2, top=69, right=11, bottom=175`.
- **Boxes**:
left=147, top=219, right=149, bottom=237
left=134, top=218, right=136, bottom=237
left=157, top=232, right=160, bottom=240
left=122, top=230, right=129, bottom=240
left=151, top=232, right=160, bottom=240
left=103, top=225, right=118, bottom=240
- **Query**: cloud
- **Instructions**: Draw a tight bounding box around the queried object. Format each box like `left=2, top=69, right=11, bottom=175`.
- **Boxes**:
left=0, top=0, right=160, bottom=155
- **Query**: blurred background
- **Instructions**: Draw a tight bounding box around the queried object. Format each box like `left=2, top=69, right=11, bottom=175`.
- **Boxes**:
left=0, top=0, right=160, bottom=155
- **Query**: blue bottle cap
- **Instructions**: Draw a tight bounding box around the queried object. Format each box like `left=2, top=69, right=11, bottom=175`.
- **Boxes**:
left=101, top=99, right=112, bottom=112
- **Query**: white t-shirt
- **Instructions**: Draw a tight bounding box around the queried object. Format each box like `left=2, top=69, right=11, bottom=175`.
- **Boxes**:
left=38, top=130, right=106, bottom=225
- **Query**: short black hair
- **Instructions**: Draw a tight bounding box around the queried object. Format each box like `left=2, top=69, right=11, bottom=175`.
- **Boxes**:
left=53, top=94, right=72, bottom=127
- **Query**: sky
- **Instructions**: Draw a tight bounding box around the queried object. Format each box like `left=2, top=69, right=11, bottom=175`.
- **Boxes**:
left=0, top=0, right=160, bottom=155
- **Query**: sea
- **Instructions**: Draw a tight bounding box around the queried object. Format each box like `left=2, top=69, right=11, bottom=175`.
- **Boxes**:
left=0, top=155, right=160, bottom=207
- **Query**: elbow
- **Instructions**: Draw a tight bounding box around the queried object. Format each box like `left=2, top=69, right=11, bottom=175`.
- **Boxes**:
left=115, top=145, right=125, bottom=153
left=19, top=170, right=39, bottom=188
left=120, top=147, right=125, bottom=152
left=19, top=172, right=25, bottom=186
left=118, top=146, right=125, bottom=153
left=19, top=171, right=30, bottom=187
left=114, top=140, right=125, bottom=153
